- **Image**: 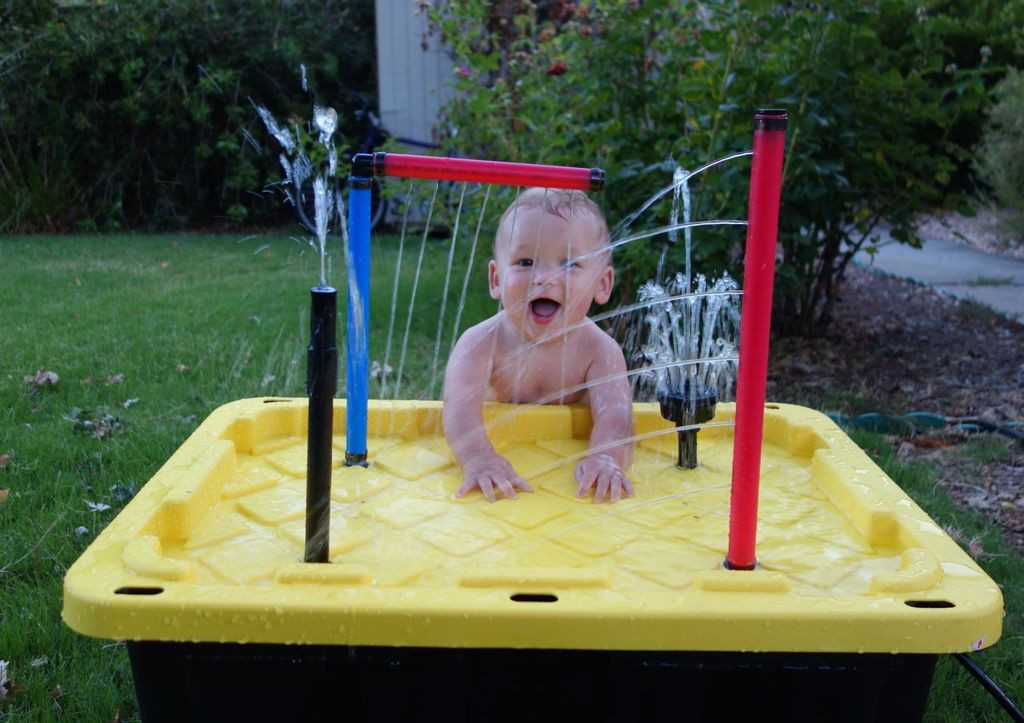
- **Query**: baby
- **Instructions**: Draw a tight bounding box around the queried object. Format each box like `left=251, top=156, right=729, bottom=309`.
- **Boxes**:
left=443, top=187, right=634, bottom=503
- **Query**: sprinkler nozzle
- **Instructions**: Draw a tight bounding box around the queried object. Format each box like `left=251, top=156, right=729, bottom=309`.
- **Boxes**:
left=657, top=381, right=717, bottom=469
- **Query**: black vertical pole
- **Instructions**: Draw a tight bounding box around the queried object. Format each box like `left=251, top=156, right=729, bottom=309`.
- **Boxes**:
left=305, top=285, right=337, bottom=563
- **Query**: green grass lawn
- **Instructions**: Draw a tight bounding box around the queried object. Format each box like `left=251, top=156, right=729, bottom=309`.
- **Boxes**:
left=1, top=233, right=1021, bottom=721
left=849, top=431, right=1024, bottom=722
left=0, top=230, right=493, bottom=720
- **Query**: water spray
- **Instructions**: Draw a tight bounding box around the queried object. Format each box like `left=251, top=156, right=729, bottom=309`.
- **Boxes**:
left=344, top=152, right=604, bottom=463
left=306, top=107, right=340, bottom=562
left=630, top=269, right=739, bottom=468
left=256, top=102, right=344, bottom=561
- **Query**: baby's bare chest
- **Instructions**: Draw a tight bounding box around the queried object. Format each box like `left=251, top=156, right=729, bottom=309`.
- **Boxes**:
left=489, top=347, right=591, bottom=404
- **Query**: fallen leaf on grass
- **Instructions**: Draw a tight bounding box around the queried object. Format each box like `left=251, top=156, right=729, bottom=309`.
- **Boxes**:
left=110, top=484, right=137, bottom=503
left=47, top=684, right=62, bottom=700
left=22, top=368, right=59, bottom=389
left=0, top=454, right=10, bottom=468
left=0, top=490, right=8, bottom=504
left=106, top=373, right=125, bottom=385
left=67, top=407, right=124, bottom=439
left=0, top=660, right=10, bottom=702
left=370, top=360, right=394, bottom=381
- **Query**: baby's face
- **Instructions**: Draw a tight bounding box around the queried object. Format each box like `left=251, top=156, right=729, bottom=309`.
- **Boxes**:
left=489, top=205, right=613, bottom=344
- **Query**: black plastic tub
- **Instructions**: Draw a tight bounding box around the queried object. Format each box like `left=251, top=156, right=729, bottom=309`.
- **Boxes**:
left=127, top=642, right=936, bottom=723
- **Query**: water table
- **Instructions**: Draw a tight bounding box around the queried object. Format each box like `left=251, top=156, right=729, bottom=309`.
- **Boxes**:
left=62, top=398, right=1003, bottom=721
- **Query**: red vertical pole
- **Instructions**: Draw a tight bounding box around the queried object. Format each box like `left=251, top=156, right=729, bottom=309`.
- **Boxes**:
left=727, top=109, right=787, bottom=570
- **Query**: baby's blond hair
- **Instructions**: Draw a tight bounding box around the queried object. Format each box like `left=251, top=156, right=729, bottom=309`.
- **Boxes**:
left=496, top=187, right=611, bottom=263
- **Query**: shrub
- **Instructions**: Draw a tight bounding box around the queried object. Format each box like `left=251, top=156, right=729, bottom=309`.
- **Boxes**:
left=429, top=0, right=1017, bottom=334
left=0, top=0, right=375, bottom=232
left=974, top=68, right=1024, bottom=239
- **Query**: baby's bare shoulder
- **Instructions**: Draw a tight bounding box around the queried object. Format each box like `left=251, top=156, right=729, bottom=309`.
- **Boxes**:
left=446, top=315, right=502, bottom=387
left=579, top=319, right=622, bottom=351
left=453, top=314, right=501, bottom=351
left=579, top=321, right=627, bottom=370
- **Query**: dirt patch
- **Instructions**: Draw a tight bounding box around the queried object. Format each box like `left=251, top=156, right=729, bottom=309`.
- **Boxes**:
left=767, top=264, right=1024, bottom=551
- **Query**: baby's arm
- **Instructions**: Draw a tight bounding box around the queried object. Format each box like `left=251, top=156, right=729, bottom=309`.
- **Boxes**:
left=442, top=322, right=533, bottom=502
left=575, top=330, right=635, bottom=503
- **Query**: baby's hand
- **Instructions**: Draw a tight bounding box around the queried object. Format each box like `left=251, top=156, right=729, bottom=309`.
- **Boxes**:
left=456, top=452, right=534, bottom=502
left=575, top=453, right=634, bottom=503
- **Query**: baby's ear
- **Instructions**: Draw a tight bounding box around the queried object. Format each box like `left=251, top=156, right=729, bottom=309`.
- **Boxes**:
left=488, top=260, right=502, bottom=300
left=593, top=265, right=614, bottom=305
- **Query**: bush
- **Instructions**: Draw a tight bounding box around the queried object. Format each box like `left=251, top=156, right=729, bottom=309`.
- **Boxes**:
left=0, top=0, right=375, bottom=232
left=975, top=68, right=1024, bottom=239
left=429, top=0, right=1018, bottom=334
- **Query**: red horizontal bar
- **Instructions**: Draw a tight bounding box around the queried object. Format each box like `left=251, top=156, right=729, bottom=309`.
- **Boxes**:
left=373, top=153, right=603, bottom=191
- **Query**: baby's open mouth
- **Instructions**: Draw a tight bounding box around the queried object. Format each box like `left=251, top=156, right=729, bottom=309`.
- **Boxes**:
left=529, top=298, right=561, bottom=321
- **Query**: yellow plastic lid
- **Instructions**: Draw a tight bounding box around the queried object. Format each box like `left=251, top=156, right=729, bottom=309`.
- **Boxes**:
left=62, top=399, right=1003, bottom=653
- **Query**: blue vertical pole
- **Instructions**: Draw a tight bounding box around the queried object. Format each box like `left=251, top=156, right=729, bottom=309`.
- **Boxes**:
left=346, top=177, right=371, bottom=466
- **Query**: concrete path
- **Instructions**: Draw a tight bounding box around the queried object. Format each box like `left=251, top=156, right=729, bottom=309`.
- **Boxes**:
left=853, top=231, right=1024, bottom=321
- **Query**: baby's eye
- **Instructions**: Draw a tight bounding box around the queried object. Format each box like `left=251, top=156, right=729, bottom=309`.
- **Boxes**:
left=561, top=258, right=580, bottom=269
left=515, top=258, right=533, bottom=268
